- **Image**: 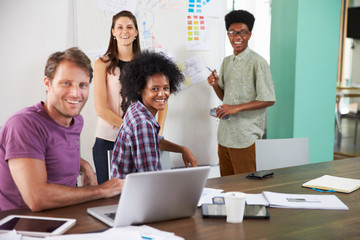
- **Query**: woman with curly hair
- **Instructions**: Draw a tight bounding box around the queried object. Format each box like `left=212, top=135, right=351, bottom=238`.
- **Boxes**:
left=111, top=50, right=198, bottom=179
left=93, top=10, right=169, bottom=184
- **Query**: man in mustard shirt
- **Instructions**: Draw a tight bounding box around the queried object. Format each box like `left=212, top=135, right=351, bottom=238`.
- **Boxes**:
left=208, top=10, right=275, bottom=176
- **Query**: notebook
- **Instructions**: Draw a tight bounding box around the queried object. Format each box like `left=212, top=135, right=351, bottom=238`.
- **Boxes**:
left=87, top=167, right=210, bottom=227
left=302, top=175, right=360, bottom=193
left=246, top=191, right=349, bottom=210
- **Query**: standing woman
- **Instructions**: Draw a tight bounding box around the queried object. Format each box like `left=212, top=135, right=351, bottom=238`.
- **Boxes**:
left=93, top=10, right=142, bottom=184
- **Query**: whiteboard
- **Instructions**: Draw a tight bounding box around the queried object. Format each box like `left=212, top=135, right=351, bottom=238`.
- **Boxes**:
left=76, top=0, right=226, bottom=167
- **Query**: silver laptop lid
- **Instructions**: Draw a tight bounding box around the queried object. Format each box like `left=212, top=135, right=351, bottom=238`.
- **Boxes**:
left=113, top=166, right=210, bottom=227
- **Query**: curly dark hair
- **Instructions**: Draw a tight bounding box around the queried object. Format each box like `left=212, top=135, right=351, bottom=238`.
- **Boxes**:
left=225, top=10, right=255, bottom=32
left=120, top=50, right=183, bottom=116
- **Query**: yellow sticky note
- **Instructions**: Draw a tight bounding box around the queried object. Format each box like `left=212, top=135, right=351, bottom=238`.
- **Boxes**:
left=177, top=62, right=186, bottom=72
left=183, top=76, right=192, bottom=87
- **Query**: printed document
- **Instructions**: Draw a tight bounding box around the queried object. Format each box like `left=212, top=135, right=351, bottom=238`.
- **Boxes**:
left=246, top=191, right=348, bottom=210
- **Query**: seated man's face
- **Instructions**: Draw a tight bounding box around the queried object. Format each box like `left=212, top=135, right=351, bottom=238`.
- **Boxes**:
left=141, top=73, right=170, bottom=117
left=44, top=60, right=90, bottom=126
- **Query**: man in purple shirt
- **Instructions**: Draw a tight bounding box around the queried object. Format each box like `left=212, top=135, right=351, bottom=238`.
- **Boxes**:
left=111, top=51, right=198, bottom=179
left=0, top=47, right=124, bottom=211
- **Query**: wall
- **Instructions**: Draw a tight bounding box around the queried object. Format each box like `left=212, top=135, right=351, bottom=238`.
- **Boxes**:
left=268, top=0, right=341, bottom=163
left=0, top=0, right=74, bottom=125
left=351, top=39, right=360, bottom=84
left=225, top=0, right=271, bottom=62
left=76, top=0, right=225, bottom=167
left=0, top=0, right=225, bottom=169
left=349, top=1, right=360, bottom=85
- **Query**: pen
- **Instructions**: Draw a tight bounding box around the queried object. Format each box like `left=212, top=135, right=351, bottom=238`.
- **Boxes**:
left=141, top=236, right=153, bottom=240
left=207, top=66, right=217, bottom=78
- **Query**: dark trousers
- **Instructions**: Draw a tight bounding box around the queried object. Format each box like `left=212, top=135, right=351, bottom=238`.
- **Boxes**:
left=92, top=138, right=115, bottom=184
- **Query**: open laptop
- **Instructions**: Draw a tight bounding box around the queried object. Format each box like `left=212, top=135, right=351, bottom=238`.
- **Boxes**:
left=87, top=166, right=210, bottom=227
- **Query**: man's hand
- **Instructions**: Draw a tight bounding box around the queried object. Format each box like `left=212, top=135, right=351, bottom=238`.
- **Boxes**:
left=216, top=101, right=276, bottom=119
left=181, top=147, right=198, bottom=167
left=216, top=104, right=240, bottom=119
left=207, top=69, right=219, bottom=87
left=99, top=178, right=125, bottom=198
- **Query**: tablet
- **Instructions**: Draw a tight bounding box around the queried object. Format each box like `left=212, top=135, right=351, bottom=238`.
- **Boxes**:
left=0, top=215, right=76, bottom=237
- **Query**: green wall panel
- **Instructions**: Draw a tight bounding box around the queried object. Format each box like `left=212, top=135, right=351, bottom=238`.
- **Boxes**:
left=268, top=0, right=341, bottom=163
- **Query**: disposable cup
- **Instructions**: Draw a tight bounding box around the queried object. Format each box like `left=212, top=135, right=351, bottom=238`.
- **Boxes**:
left=224, top=192, right=247, bottom=223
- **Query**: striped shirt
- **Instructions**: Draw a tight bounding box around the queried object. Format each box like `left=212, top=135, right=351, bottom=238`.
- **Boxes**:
left=111, top=101, right=162, bottom=179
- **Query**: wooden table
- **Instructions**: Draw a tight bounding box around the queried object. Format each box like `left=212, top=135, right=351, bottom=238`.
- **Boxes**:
left=1, top=157, right=360, bottom=239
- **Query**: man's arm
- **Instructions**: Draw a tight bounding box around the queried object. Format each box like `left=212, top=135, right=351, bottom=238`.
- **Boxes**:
left=80, top=158, right=98, bottom=187
left=207, top=70, right=224, bottom=100
left=159, top=139, right=198, bottom=167
left=8, top=158, right=124, bottom=211
left=215, top=100, right=275, bottom=119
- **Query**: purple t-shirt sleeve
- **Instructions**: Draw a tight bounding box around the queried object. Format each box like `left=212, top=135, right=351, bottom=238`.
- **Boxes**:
left=3, top=114, right=47, bottom=162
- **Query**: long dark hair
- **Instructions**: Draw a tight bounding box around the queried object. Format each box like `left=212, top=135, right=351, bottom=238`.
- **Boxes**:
left=101, top=10, right=141, bottom=75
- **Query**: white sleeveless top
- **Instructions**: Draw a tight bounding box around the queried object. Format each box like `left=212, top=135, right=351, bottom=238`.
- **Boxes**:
left=95, top=63, right=123, bottom=142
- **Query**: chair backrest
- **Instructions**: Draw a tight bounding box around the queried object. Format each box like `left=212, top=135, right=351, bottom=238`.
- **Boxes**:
left=107, top=150, right=113, bottom=179
left=255, top=138, right=309, bottom=171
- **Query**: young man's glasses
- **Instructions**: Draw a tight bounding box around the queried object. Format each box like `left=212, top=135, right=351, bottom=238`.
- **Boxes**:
left=227, top=30, right=250, bottom=37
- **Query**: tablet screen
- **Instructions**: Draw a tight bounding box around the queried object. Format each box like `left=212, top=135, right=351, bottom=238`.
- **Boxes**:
left=0, top=215, right=76, bottom=237
left=0, top=217, right=66, bottom=232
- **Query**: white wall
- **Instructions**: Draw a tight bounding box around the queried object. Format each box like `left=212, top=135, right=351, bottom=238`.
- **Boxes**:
left=349, top=1, right=360, bottom=85
left=224, top=0, right=271, bottom=62
left=76, top=0, right=225, bottom=168
left=351, top=39, right=360, bottom=85
left=0, top=0, right=224, bottom=169
left=0, top=0, right=272, bottom=171
left=0, top=0, right=75, bottom=126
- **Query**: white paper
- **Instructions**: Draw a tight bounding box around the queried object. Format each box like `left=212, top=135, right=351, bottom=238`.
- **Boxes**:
left=185, top=15, right=210, bottom=51
left=201, top=0, right=222, bottom=18
left=197, top=187, right=224, bottom=206
left=186, top=0, right=221, bottom=18
left=40, top=225, right=183, bottom=240
left=0, top=230, right=22, bottom=240
left=262, top=191, right=349, bottom=210
left=97, top=0, right=136, bottom=14
left=245, top=193, right=270, bottom=206
left=177, top=55, right=208, bottom=90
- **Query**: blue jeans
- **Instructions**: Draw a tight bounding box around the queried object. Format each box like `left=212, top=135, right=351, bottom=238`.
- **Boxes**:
left=92, top=138, right=114, bottom=184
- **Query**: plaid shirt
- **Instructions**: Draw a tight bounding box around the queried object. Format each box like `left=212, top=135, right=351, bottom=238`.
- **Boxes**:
left=111, top=101, right=162, bottom=179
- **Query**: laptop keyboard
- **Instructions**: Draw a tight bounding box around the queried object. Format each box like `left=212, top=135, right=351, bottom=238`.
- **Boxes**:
left=105, top=212, right=116, bottom=220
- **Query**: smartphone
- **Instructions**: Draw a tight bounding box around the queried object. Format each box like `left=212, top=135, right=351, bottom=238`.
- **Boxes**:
left=210, top=108, right=229, bottom=120
left=201, top=204, right=270, bottom=219
left=246, top=170, right=274, bottom=179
